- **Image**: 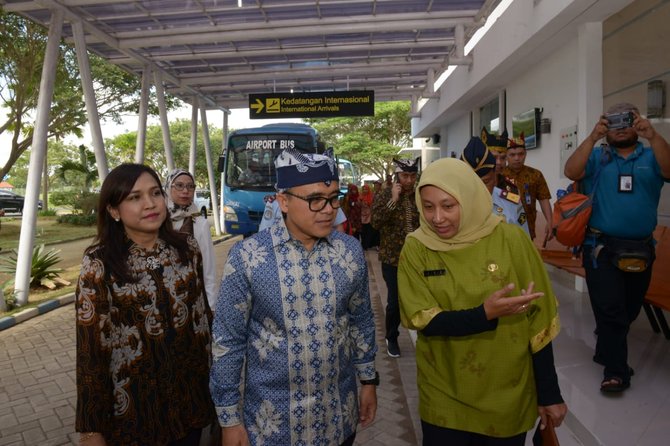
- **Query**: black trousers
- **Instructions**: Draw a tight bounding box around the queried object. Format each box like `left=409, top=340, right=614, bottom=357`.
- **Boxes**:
left=582, top=244, right=654, bottom=382
left=422, top=421, right=526, bottom=446
left=341, top=433, right=356, bottom=446
left=382, top=262, right=400, bottom=342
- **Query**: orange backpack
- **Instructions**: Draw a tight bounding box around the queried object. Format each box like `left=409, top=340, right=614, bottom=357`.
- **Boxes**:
left=552, top=149, right=609, bottom=247
left=552, top=186, right=593, bottom=247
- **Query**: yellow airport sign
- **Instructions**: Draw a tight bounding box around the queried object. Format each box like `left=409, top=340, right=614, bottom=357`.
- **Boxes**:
left=249, top=91, right=374, bottom=119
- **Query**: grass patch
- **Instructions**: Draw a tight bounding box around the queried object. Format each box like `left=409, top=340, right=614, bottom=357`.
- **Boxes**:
left=0, top=216, right=97, bottom=251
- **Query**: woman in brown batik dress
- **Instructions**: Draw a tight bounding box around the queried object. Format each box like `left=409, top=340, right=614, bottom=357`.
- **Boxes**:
left=75, top=163, right=215, bottom=446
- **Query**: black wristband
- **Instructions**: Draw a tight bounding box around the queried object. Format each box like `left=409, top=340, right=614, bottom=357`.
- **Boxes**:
left=360, top=372, right=380, bottom=386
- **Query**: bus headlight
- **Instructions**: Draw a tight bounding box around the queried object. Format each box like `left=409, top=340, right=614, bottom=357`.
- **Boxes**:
left=223, top=205, right=238, bottom=222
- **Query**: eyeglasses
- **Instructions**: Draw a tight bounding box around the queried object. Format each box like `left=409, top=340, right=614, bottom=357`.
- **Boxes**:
left=172, top=182, right=196, bottom=191
left=283, top=191, right=342, bottom=212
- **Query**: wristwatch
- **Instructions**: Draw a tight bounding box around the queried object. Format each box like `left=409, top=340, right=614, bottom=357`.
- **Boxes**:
left=360, top=372, right=380, bottom=386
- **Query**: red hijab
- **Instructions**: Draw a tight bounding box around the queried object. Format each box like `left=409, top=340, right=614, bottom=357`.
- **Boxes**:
left=360, top=184, right=374, bottom=206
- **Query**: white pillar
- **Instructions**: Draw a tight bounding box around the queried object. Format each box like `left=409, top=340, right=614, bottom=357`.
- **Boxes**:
left=199, top=107, right=222, bottom=235
left=220, top=112, right=229, bottom=229
left=154, top=71, right=174, bottom=172
left=189, top=97, right=198, bottom=176
left=577, top=22, right=603, bottom=143
left=72, top=21, right=108, bottom=181
left=15, top=10, right=64, bottom=306
left=135, top=65, right=151, bottom=164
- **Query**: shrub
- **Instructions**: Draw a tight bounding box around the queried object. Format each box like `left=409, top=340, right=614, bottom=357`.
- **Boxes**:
left=38, top=209, right=58, bottom=217
left=57, top=213, right=97, bottom=226
left=0, top=244, right=70, bottom=290
left=2, top=291, right=17, bottom=311
left=79, top=191, right=99, bottom=215
left=49, top=190, right=75, bottom=207
left=49, top=190, right=99, bottom=214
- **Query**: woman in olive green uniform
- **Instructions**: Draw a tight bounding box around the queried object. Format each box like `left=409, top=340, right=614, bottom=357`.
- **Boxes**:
left=398, top=158, right=566, bottom=445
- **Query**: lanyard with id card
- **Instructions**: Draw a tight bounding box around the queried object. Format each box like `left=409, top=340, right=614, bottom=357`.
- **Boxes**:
left=618, top=174, right=633, bottom=193
left=614, top=156, right=635, bottom=193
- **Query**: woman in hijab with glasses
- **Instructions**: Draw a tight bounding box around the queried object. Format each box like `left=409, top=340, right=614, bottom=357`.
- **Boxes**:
left=165, top=169, right=218, bottom=310
left=398, top=158, right=566, bottom=445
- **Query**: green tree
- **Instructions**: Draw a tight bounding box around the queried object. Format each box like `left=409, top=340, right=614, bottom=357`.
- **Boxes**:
left=0, top=11, right=180, bottom=182
left=305, top=101, right=411, bottom=180
left=105, top=118, right=224, bottom=187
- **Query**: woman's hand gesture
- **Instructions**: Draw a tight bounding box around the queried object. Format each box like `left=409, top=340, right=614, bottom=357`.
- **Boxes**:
left=483, top=282, right=544, bottom=320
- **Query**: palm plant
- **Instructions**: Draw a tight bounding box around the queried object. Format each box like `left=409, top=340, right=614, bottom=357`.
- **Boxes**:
left=55, top=144, right=99, bottom=191
left=0, top=244, right=71, bottom=290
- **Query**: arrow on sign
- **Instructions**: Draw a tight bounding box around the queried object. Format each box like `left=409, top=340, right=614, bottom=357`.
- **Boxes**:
left=251, top=98, right=264, bottom=114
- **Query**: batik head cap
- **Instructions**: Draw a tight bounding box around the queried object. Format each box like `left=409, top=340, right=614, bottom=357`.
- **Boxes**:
left=274, top=148, right=338, bottom=189
left=481, top=127, right=508, bottom=154
left=460, top=137, right=496, bottom=177
left=508, top=132, right=526, bottom=149
left=393, top=157, right=421, bottom=173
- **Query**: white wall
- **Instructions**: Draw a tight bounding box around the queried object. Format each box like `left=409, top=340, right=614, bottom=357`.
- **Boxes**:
left=413, top=0, right=633, bottom=138
left=444, top=114, right=472, bottom=158
left=505, top=38, right=580, bottom=198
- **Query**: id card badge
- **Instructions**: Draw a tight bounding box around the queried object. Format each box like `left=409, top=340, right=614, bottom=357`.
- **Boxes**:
left=618, top=174, right=633, bottom=193
left=499, top=189, right=521, bottom=204
left=525, top=193, right=532, bottom=205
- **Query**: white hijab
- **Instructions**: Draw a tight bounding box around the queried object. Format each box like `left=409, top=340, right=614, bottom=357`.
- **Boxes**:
left=164, top=169, right=199, bottom=224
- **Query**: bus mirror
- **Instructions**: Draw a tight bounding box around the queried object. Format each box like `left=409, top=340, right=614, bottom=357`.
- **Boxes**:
left=218, top=155, right=226, bottom=172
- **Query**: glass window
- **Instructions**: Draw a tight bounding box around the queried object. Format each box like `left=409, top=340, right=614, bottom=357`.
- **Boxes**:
left=479, top=97, right=500, bottom=133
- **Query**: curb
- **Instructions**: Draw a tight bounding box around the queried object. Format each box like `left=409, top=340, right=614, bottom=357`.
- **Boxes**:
left=0, top=293, right=75, bottom=331
left=0, top=233, right=236, bottom=332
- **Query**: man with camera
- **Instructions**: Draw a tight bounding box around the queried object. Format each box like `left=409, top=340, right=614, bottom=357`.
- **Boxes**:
left=565, top=102, right=670, bottom=393
left=371, top=158, right=420, bottom=358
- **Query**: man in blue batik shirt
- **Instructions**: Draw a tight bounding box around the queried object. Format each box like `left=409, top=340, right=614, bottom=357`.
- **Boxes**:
left=565, top=102, right=670, bottom=394
left=210, top=149, right=378, bottom=446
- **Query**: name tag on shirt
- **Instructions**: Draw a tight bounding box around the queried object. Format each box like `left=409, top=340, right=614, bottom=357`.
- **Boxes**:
left=423, top=269, right=446, bottom=277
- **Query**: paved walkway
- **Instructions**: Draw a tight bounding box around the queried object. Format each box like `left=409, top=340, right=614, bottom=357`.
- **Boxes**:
left=0, top=241, right=421, bottom=445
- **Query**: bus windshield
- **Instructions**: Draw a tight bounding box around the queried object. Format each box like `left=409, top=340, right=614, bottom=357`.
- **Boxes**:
left=225, top=133, right=318, bottom=191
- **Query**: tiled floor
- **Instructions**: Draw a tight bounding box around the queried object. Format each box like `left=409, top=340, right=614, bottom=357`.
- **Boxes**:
left=547, top=266, right=670, bottom=446
left=366, top=250, right=670, bottom=446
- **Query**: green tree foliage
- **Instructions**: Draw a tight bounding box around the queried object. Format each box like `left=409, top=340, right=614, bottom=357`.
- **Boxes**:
left=105, top=118, right=224, bottom=187
left=0, top=11, right=180, bottom=183
left=305, top=101, right=411, bottom=180
left=55, top=144, right=98, bottom=190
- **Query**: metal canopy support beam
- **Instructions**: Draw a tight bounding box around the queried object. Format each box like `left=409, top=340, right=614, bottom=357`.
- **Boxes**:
left=179, top=61, right=440, bottom=86
left=199, top=107, right=221, bottom=236
left=154, top=71, right=175, bottom=172
left=423, top=68, right=439, bottom=99
left=110, top=39, right=457, bottom=66
left=114, top=12, right=478, bottom=48
left=451, top=23, right=474, bottom=66
left=409, top=95, right=421, bottom=118
left=15, top=9, right=64, bottom=306
left=189, top=97, right=198, bottom=176
left=72, top=20, right=108, bottom=181
left=135, top=65, right=150, bottom=164
left=25, top=0, right=225, bottom=111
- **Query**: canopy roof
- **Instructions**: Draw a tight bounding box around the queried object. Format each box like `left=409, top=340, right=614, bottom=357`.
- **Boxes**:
left=3, top=0, right=500, bottom=110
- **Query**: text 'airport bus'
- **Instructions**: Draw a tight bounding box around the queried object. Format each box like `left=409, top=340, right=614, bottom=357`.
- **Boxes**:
left=218, top=123, right=357, bottom=235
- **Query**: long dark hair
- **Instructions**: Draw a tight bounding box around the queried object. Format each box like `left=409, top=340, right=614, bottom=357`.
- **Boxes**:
left=90, top=163, right=191, bottom=283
